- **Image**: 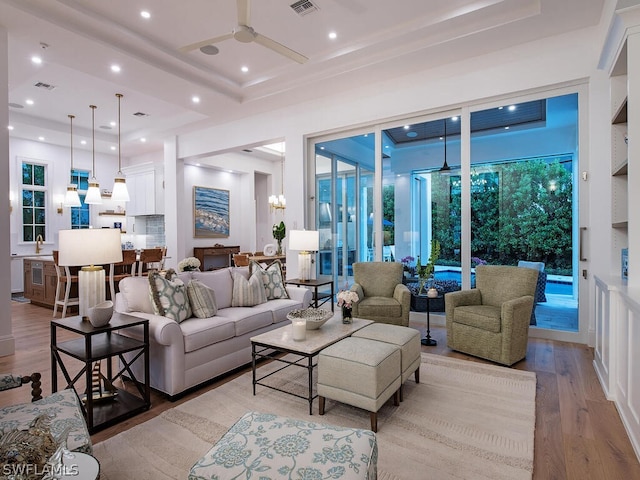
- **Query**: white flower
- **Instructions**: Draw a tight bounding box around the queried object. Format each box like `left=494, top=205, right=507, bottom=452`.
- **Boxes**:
left=337, top=290, right=359, bottom=308
left=178, top=256, right=201, bottom=272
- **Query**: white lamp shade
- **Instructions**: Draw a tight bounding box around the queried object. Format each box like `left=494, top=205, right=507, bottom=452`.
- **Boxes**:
left=64, top=185, right=82, bottom=207
left=111, top=175, right=130, bottom=202
left=58, top=229, right=123, bottom=267
left=289, top=230, right=319, bottom=252
left=85, top=180, right=102, bottom=204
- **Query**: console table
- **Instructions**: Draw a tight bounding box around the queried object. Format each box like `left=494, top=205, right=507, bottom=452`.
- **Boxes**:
left=193, top=245, right=240, bottom=270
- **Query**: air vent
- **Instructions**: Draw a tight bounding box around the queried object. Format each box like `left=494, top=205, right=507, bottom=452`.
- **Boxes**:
left=33, top=81, right=56, bottom=91
left=290, top=0, right=319, bottom=16
left=133, top=112, right=149, bottom=117
left=242, top=149, right=253, bottom=153
left=8, top=102, right=24, bottom=109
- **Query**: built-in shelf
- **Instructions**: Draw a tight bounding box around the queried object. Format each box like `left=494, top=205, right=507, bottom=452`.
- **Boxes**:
left=612, top=98, right=627, bottom=124
left=98, top=212, right=126, bottom=216
left=612, top=161, right=628, bottom=176
left=612, top=221, right=629, bottom=229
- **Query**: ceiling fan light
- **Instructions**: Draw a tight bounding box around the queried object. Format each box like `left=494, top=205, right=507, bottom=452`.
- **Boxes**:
left=85, top=180, right=102, bottom=204
left=111, top=175, right=130, bottom=202
left=64, top=185, right=81, bottom=207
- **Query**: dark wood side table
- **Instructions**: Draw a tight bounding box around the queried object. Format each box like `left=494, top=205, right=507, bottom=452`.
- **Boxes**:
left=193, top=245, right=240, bottom=270
left=50, top=314, right=150, bottom=434
left=286, top=278, right=335, bottom=311
left=420, top=294, right=441, bottom=346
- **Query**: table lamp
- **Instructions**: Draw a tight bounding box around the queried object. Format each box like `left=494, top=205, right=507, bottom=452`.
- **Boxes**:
left=289, top=230, right=319, bottom=282
left=58, top=229, right=122, bottom=319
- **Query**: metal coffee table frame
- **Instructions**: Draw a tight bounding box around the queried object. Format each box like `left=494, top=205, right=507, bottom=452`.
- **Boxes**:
left=251, top=317, right=372, bottom=415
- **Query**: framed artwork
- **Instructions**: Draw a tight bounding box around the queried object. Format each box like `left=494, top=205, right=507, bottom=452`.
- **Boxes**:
left=193, top=186, right=229, bottom=238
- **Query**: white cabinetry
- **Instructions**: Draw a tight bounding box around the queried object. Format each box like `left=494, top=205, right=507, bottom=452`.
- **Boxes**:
left=128, top=171, right=156, bottom=216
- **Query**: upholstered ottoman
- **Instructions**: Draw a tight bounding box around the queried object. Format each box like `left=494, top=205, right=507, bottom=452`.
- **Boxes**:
left=188, top=411, right=377, bottom=480
left=318, top=337, right=401, bottom=432
left=352, top=323, right=421, bottom=401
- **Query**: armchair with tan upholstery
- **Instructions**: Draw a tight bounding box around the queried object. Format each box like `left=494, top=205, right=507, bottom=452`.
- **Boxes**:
left=445, top=265, right=538, bottom=366
left=350, top=262, right=411, bottom=326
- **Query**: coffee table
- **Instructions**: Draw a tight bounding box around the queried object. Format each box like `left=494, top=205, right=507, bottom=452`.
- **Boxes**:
left=251, top=315, right=373, bottom=414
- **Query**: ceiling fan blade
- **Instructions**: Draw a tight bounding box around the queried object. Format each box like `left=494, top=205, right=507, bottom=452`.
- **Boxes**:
left=237, top=0, right=251, bottom=26
left=179, top=33, right=234, bottom=53
left=253, top=33, right=308, bottom=64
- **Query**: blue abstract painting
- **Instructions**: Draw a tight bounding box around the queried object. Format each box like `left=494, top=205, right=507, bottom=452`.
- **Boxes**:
left=193, top=186, right=229, bottom=237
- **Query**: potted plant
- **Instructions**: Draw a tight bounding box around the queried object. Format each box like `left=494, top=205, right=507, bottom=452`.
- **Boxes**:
left=416, top=240, right=440, bottom=296
left=272, top=221, right=286, bottom=255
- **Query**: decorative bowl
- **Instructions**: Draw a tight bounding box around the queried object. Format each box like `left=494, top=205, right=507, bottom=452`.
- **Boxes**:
left=87, top=301, right=113, bottom=328
left=286, top=308, right=333, bottom=330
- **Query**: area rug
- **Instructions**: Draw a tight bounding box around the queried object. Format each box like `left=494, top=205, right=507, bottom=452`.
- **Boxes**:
left=93, top=353, right=536, bottom=479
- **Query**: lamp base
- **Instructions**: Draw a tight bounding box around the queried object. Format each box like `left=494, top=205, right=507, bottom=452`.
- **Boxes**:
left=298, top=251, right=312, bottom=281
left=79, top=268, right=106, bottom=319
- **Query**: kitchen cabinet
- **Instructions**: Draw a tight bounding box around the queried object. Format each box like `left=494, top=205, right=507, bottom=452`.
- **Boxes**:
left=23, top=257, right=58, bottom=308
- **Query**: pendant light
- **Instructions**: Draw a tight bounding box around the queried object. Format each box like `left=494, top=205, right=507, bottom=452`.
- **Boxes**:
left=84, top=104, right=102, bottom=204
left=111, top=93, right=130, bottom=202
left=63, top=114, right=82, bottom=207
left=439, top=118, right=451, bottom=172
left=269, top=152, right=286, bottom=211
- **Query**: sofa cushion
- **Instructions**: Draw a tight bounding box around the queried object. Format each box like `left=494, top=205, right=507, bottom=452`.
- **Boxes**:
left=180, top=316, right=237, bottom=353
left=149, top=270, right=192, bottom=323
left=191, top=269, right=233, bottom=309
left=357, top=296, right=402, bottom=318
left=215, top=307, right=275, bottom=337
left=454, top=305, right=501, bottom=333
left=249, top=260, right=289, bottom=300
left=118, top=276, right=155, bottom=314
left=231, top=270, right=267, bottom=307
left=187, top=279, right=218, bottom=318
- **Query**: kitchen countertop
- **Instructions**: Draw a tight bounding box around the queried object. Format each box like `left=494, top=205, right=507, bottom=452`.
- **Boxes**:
left=11, top=253, right=54, bottom=260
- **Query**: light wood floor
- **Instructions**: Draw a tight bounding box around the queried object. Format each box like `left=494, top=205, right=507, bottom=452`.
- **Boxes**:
left=2, top=302, right=640, bottom=480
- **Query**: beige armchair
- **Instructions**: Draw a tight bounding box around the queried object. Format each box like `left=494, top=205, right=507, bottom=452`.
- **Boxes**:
left=350, top=262, right=411, bottom=326
left=445, top=265, right=538, bottom=366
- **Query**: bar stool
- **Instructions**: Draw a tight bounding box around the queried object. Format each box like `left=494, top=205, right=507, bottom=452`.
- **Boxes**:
left=136, top=247, right=165, bottom=276
left=109, top=249, right=138, bottom=300
left=232, top=253, right=250, bottom=267
left=52, top=250, right=79, bottom=318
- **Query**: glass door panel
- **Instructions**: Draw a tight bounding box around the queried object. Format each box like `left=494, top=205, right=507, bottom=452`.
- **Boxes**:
left=469, top=93, right=579, bottom=332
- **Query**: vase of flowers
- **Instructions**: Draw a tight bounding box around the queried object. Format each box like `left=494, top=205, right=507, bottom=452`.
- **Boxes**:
left=337, top=289, right=359, bottom=324
left=178, top=256, right=201, bottom=272
left=272, top=221, right=286, bottom=255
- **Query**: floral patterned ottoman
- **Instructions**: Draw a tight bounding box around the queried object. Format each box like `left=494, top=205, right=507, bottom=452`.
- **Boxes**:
left=189, top=411, right=377, bottom=480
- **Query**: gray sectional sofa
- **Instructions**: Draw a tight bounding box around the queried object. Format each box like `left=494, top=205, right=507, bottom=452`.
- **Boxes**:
left=114, top=266, right=312, bottom=398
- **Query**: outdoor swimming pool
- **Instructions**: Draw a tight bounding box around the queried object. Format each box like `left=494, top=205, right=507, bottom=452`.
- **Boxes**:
left=434, top=270, right=573, bottom=296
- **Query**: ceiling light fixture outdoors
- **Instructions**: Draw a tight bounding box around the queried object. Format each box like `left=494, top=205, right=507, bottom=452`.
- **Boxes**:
left=439, top=118, right=451, bottom=172
left=84, top=104, right=102, bottom=204
left=111, top=93, right=130, bottom=202
left=64, top=114, right=81, bottom=207
left=269, top=152, right=286, bottom=211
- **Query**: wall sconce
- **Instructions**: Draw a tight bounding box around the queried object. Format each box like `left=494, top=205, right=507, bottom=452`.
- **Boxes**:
left=54, top=194, right=65, bottom=215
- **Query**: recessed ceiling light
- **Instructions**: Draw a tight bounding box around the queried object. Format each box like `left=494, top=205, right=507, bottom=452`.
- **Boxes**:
left=7, top=125, right=14, bottom=131
left=403, top=125, right=410, bottom=130
left=192, top=95, right=200, bottom=104
left=195, top=163, right=201, bottom=167
left=38, top=136, right=45, bottom=141
left=140, top=10, right=151, bottom=19
left=451, top=116, right=459, bottom=121
left=328, top=31, right=337, bottom=40
left=110, top=121, right=116, bottom=127
left=505, top=126, right=510, bottom=130
left=111, top=64, right=121, bottom=73
left=31, top=56, right=42, bottom=65
left=80, top=140, right=87, bottom=145
left=508, top=105, right=516, bottom=111
left=110, top=146, right=116, bottom=151
left=140, top=138, right=147, bottom=143
left=241, top=66, right=249, bottom=73
left=25, top=99, right=34, bottom=105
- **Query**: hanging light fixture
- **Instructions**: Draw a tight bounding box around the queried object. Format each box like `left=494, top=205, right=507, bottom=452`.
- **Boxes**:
left=269, top=152, right=286, bottom=211
left=63, top=114, right=82, bottom=207
left=84, top=104, right=102, bottom=204
left=111, top=93, right=130, bottom=202
left=439, top=118, right=451, bottom=172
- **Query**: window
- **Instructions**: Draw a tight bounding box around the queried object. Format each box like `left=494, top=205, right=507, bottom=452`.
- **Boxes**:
left=70, top=169, right=90, bottom=229
left=21, top=161, right=47, bottom=242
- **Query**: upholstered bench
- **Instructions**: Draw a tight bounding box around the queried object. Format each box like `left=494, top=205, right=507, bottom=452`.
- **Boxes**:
left=318, top=337, right=401, bottom=432
left=188, top=411, right=377, bottom=480
left=352, top=323, right=421, bottom=401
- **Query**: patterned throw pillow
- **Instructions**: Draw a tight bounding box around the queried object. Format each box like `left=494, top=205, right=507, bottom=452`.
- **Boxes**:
left=148, top=269, right=192, bottom=323
left=187, top=279, right=218, bottom=318
left=249, top=260, right=289, bottom=300
left=231, top=270, right=267, bottom=307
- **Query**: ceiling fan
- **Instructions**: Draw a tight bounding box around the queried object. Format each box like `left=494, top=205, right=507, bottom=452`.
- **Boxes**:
left=179, top=0, right=308, bottom=64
